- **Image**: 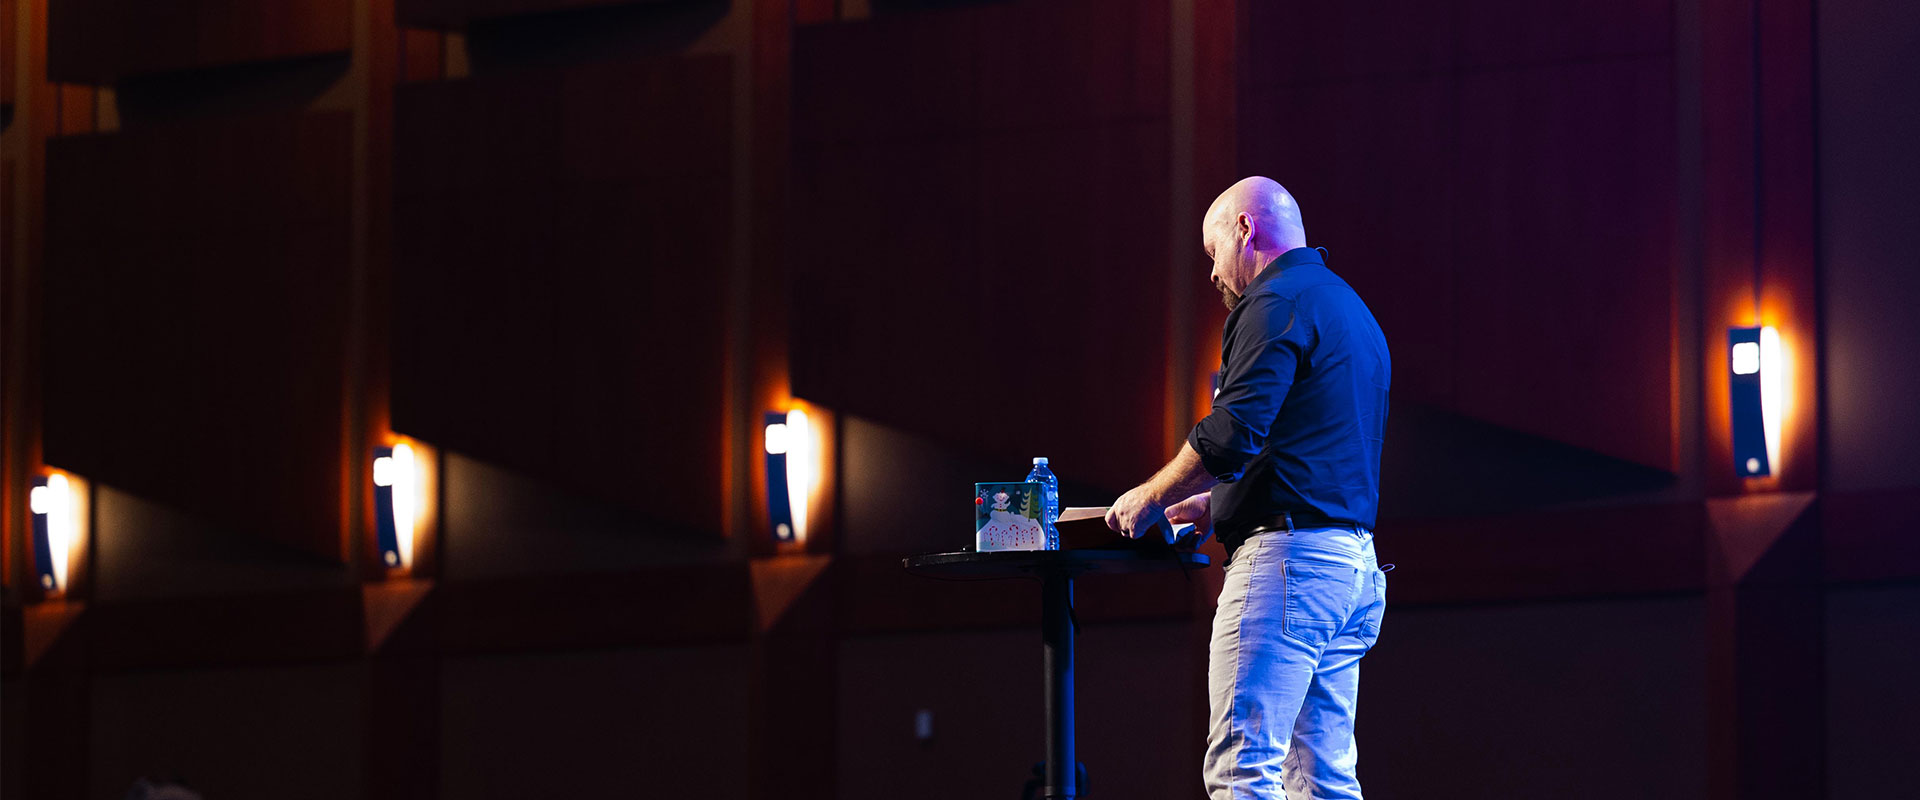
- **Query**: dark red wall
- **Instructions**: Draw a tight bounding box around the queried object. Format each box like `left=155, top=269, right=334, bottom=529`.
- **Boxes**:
left=42, top=112, right=355, bottom=561
left=48, top=0, right=353, bottom=83
left=393, top=54, right=732, bottom=535
left=400, top=0, right=684, bottom=29
left=1242, top=0, right=1677, bottom=473
left=791, top=0, right=1173, bottom=493
left=1814, top=0, right=1920, bottom=792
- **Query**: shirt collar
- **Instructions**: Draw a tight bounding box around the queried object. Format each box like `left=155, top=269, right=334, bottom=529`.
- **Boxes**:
left=1246, top=246, right=1325, bottom=294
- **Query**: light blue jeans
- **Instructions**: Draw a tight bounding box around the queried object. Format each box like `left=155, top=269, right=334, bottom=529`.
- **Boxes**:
left=1204, top=526, right=1386, bottom=799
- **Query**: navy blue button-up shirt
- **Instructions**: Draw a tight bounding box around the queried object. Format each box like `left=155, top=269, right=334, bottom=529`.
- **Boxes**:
left=1187, top=247, right=1391, bottom=556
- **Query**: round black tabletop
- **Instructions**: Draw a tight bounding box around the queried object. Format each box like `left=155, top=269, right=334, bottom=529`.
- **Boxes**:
left=902, top=548, right=1211, bottom=580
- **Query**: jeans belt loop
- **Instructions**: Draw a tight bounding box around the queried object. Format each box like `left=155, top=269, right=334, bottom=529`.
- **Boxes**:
left=1283, top=510, right=1294, bottom=532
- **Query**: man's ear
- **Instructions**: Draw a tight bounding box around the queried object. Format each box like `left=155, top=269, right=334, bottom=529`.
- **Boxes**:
left=1238, top=212, right=1256, bottom=246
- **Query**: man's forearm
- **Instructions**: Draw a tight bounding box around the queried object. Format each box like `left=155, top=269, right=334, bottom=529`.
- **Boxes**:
left=1144, top=442, right=1218, bottom=503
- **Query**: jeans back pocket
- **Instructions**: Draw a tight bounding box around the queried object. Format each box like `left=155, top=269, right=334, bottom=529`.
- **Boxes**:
left=1282, top=559, right=1354, bottom=649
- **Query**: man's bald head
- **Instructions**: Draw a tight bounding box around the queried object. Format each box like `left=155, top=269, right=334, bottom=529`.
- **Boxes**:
left=1205, top=176, right=1306, bottom=253
left=1204, top=176, right=1308, bottom=310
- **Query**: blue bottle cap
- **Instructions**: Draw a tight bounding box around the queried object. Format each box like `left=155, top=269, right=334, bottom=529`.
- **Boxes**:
left=1032, top=457, right=1048, bottom=465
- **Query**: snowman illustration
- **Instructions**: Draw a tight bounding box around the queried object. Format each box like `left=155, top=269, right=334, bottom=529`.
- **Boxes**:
left=978, top=485, right=1044, bottom=550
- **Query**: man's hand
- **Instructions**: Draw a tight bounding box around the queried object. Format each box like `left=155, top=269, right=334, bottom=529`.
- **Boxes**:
left=1159, top=491, right=1205, bottom=548
left=1106, top=483, right=1169, bottom=543
left=1167, top=491, right=1212, bottom=534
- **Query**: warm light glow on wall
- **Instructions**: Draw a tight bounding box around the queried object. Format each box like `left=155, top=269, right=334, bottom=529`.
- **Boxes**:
left=28, top=473, right=78, bottom=594
left=786, top=407, right=815, bottom=542
left=764, top=408, right=819, bottom=543
left=373, top=443, right=421, bottom=569
left=1758, top=326, right=1786, bottom=474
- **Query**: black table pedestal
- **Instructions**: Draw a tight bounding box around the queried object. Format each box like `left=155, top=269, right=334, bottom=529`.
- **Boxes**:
left=902, top=549, right=1210, bottom=800
left=1042, top=569, right=1076, bottom=799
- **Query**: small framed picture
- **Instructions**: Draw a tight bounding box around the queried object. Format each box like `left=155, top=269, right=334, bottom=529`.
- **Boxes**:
left=975, top=481, right=1049, bottom=551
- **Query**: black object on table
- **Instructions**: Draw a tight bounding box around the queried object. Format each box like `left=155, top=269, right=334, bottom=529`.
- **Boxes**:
left=902, top=549, right=1211, bottom=800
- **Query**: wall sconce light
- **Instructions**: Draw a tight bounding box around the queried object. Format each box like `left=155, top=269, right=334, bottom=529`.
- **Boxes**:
left=1729, top=326, right=1784, bottom=477
left=373, top=443, right=419, bottom=569
left=764, top=408, right=815, bottom=543
left=29, top=473, right=75, bottom=593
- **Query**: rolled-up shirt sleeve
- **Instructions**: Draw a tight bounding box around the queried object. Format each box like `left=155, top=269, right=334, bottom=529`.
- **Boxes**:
left=1188, top=293, right=1308, bottom=482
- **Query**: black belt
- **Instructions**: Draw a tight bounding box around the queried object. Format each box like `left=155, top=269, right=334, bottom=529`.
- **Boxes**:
left=1246, top=510, right=1362, bottom=534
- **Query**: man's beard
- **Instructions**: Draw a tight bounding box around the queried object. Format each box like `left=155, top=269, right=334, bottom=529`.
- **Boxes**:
left=1216, top=279, right=1242, bottom=311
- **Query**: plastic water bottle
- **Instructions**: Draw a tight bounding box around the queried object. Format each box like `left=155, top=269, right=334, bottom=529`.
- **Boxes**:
left=1026, top=457, right=1060, bottom=549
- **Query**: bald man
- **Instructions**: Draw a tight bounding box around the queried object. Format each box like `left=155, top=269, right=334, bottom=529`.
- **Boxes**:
left=1106, top=177, right=1391, bottom=799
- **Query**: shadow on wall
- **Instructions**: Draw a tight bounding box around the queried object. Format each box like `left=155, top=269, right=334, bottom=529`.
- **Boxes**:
left=838, top=413, right=1139, bottom=557
left=463, top=1, right=732, bottom=71
left=112, top=52, right=350, bottom=125
left=1379, top=402, right=1676, bottom=520
left=839, top=400, right=1681, bottom=557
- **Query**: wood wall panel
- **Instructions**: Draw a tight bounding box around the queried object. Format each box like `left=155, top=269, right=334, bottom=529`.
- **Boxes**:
left=1376, top=502, right=1704, bottom=605
left=790, top=139, right=984, bottom=463
left=54, top=83, right=89, bottom=134
left=88, top=589, right=366, bottom=671
left=1243, top=0, right=1674, bottom=95
left=439, top=643, right=752, bottom=800
left=1457, top=0, right=1673, bottom=67
left=436, top=564, right=754, bottom=653
left=1452, top=57, right=1677, bottom=471
left=791, top=0, right=1173, bottom=492
left=974, top=0, right=1169, bottom=130
left=42, top=112, right=354, bottom=562
left=796, top=0, right=1170, bottom=145
left=1823, top=487, right=1920, bottom=583
left=1362, top=597, right=1710, bottom=800
left=793, top=0, right=834, bottom=26
left=1824, top=583, right=1920, bottom=800
left=1245, top=0, right=1452, bottom=87
left=400, top=0, right=685, bottom=30
left=792, top=10, right=981, bottom=146
left=975, top=125, right=1169, bottom=489
left=1242, top=0, right=1679, bottom=473
left=48, top=0, right=352, bottom=83
left=835, top=622, right=1200, bottom=800
left=401, top=29, right=445, bottom=83
left=90, top=662, right=366, bottom=800
left=1817, top=0, right=1920, bottom=494
left=393, top=56, right=731, bottom=535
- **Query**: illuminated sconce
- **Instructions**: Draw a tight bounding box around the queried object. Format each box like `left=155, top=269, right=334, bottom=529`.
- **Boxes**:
left=1729, top=326, right=1784, bottom=477
left=29, top=474, right=76, bottom=593
left=764, top=408, right=815, bottom=542
left=372, top=443, right=420, bottom=569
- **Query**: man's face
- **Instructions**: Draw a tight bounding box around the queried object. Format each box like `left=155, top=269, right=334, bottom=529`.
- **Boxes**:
left=1206, top=214, right=1251, bottom=310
